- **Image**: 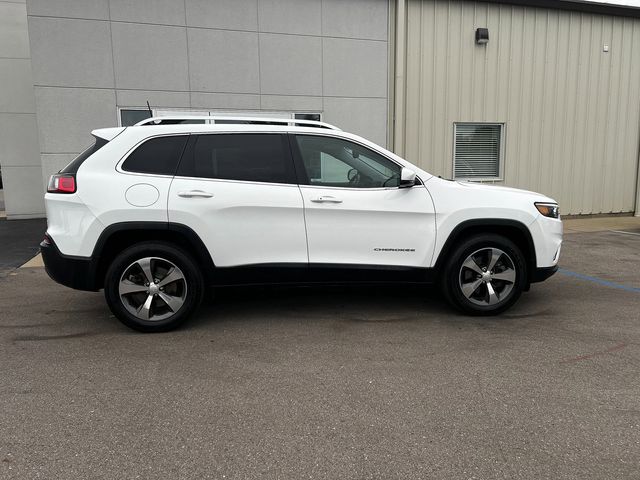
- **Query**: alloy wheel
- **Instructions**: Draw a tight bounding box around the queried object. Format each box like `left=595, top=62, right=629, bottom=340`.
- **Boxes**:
left=458, top=247, right=516, bottom=306
left=118, top=257, right=187, bottom=321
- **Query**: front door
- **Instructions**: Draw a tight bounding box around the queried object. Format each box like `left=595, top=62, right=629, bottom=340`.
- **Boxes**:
left=291, top=134, right=436, bottom=270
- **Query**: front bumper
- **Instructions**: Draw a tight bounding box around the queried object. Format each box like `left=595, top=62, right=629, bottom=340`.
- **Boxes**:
left=529, top=214, right=563, bottom=268
left=40, top=236, right=99, bottom=291
left=531, top=265, right=559, bottom=283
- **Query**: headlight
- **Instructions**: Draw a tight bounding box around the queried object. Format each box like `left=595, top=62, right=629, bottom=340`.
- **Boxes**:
left=535, top=202, right=559, bottom=219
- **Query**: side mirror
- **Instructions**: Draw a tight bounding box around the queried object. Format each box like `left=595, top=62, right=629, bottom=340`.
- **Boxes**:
left=399, top=167, right=416, bottom=188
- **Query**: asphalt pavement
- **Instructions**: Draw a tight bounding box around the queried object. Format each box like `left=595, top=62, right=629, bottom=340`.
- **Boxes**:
left=0, top=224, right=639, bottom=479
left=0, top=218, right=47, bottom=276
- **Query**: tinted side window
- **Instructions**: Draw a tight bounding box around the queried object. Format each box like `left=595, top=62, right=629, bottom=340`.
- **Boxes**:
left=122, top=135, right=189, bottom=175
left=177, top=134, right=295, bottom=184
left=294, top=135, right=401, bottom=188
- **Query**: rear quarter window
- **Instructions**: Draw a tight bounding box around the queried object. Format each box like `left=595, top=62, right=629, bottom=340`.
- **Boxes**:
left=60, top=138, right=108, bottom=174
left=122, top=135, right=189, bottom=175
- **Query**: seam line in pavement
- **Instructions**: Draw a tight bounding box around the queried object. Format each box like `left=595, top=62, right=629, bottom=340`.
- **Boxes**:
left=609, top=230, right=640, bottom=237
left=558, top=268, right=640, bottom=293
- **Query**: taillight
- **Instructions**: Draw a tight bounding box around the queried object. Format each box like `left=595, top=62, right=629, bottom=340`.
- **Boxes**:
left=40, top=233, right=52, bottom=247
left=47, top=174, right=76, bottom=193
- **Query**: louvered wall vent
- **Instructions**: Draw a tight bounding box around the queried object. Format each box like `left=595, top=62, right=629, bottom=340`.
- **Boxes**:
left=453, top=123, right=503, bottom=180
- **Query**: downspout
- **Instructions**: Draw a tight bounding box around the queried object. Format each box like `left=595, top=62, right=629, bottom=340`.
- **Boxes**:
left=635, top=124, right=640, bottom=215
left=393, top=0, right=407, bottom=157
left=635, top=151, right=640, bottom=216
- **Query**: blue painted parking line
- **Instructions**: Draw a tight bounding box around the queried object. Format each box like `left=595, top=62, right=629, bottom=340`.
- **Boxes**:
left=558, top=268, right=640, bottom=293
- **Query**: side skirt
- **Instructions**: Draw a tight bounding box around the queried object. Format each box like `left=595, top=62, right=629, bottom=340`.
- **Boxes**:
left=210, top=263, right=436, bottom=287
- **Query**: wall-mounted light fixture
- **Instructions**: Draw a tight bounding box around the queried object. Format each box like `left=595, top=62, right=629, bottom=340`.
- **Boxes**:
left=475, top=28, right=489, bottom=45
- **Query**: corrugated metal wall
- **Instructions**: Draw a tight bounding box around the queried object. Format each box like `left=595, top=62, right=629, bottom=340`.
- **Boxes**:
left=395, top=0, right=640, bottom=214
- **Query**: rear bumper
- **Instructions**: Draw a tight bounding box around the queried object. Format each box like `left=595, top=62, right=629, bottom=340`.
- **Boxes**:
left=531, top=265, right=559, bottom=283
left=40, top=237, right=99, bottom=291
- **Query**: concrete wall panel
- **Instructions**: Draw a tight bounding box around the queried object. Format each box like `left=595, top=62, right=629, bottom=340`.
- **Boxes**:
left=1, top=165, right=45, bottom=216
left=34, top=87, right=116, bottom=154
left=0, top=59, right=36, bottom=113
left=322, top=0, right=388, bottom=40
left=323, top=38, right=387, bottom=97
left=0, top=113, right=41, bottom=167
left=0, top=2, right=30, bottom=58
left=259, top=33, right=322, bottom=95
left=28, top=17, right=114, bottom=88
left=188, top=29, right=260, bottom=94
left=258, top=0, right=321, bottom=35
left=185, top=0, right=258, bottom=31
left=109, top=0, right=185, bottom=26
left=27, top=0, right=109, bottom=20
left=112, top=23, right=189, bottom=91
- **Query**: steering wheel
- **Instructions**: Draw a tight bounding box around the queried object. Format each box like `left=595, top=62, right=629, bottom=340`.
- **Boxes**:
left=347, top=168, right=360, bottom=186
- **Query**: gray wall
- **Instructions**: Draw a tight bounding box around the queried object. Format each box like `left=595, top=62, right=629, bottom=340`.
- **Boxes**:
left=395, top=0, right=640, bottom=215
left=0, top=0, right=43, bottom=219
left=25, top=0, right=390, bottom=216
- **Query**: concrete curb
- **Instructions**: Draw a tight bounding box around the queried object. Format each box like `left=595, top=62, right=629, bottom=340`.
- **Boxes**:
left=20, top=253, right=44, bottom=268
left=563, top=216, right=640, bottom=234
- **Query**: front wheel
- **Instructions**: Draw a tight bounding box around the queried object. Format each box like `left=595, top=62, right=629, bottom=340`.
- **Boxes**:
left=441, top=234, right=527, bottom=315
left=104, top=242, right=204, bottom=332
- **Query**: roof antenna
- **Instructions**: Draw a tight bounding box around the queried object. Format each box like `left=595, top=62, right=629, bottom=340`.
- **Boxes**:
left=147, top=100, right=161, bottom=125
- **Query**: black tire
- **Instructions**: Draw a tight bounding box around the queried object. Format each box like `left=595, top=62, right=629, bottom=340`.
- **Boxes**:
left=440, top=234, right=527, bottom=316
left=104, top=241, right=204, bottom=332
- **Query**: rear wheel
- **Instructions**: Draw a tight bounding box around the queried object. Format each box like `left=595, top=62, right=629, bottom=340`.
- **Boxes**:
left=104, top=242, right=204, bottom=332
left=441, top=234, right=527, bottom=315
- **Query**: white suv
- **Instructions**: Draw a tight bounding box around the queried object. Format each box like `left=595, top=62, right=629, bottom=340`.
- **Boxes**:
left=42, top=116, right=562, bottom=332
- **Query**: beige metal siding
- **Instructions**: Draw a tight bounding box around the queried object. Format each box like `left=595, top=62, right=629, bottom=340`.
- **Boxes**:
left=396, top=0, right=640, bottom=214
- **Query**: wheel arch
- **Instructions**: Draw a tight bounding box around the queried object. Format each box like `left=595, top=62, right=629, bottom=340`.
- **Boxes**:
left=92, top=222, right=215, bottom=289
left=433, top=219, right=537, bottom=284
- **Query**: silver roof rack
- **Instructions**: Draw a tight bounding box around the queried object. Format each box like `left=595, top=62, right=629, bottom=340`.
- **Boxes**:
left=134, top=115, right=340, bottom=130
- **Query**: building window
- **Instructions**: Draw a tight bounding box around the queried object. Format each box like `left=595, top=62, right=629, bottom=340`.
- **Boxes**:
left=120, top=109, right=152, bottom=126
left=453, top=123, right=503, bottom=180
left=294, top=113, right=321, bottom=122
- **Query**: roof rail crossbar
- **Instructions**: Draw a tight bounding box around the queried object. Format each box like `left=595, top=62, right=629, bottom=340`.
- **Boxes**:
left=134, top=115, right=341, bottom=130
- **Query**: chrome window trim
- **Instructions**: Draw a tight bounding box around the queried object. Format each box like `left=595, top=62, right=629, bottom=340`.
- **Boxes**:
left=170, top=175, right=300, bottom=188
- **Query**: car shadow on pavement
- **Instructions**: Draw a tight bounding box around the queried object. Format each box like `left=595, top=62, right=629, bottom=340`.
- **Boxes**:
left=0, top=268, right=558, bottom=337
left=188, top=283, right=555, bottom=332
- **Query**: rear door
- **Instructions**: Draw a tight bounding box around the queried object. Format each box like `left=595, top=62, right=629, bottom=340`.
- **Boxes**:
left=168, top=133, right=308, bottom=268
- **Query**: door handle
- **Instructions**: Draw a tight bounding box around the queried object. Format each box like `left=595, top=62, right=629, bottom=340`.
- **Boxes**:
left=177, top=190, right=213, bottom=198
left=311, top=196, right=343, bottom=203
